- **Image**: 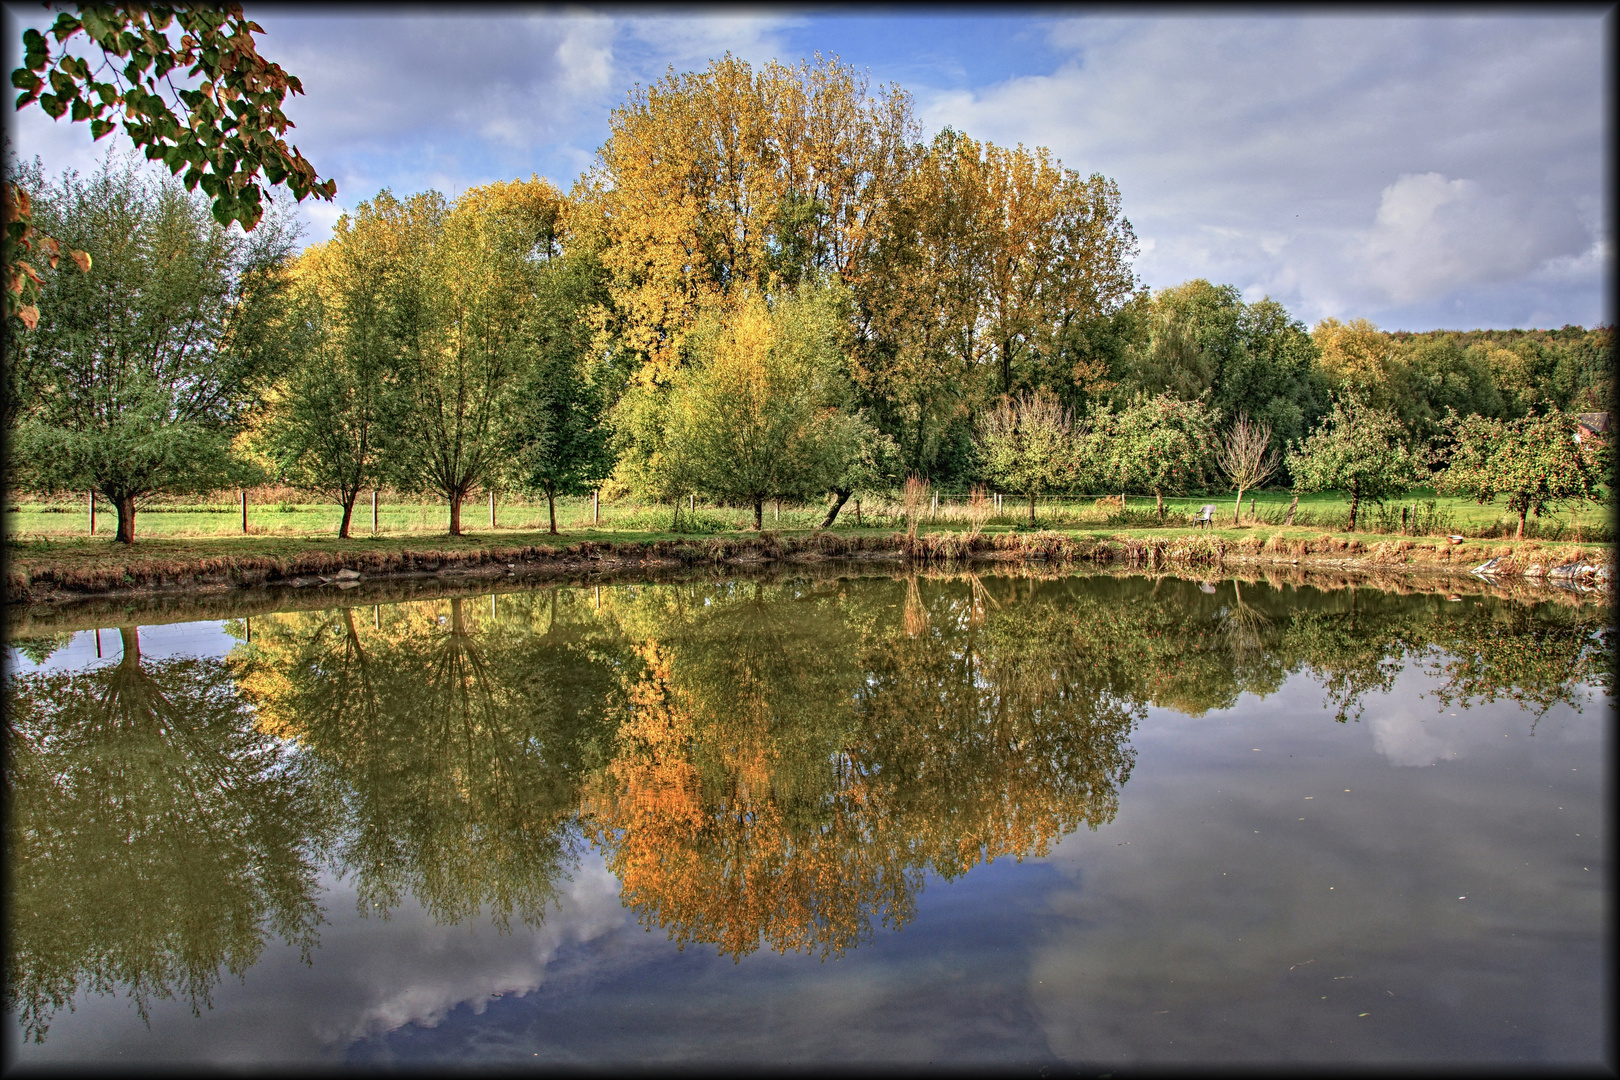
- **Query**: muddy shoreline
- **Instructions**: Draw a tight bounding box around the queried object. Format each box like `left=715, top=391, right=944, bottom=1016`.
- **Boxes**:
left=5, top=532, right=1610, bottom=637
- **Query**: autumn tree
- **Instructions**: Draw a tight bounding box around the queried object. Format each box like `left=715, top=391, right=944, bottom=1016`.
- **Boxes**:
left=582, top=53, right=915, bottom=381
left=851, top=127, right=989, bottom=478
left=1312, top=317, right=1395, bottom=404
left=7, top=153, right=297, bottom=542
left=7, top=3, right=334, bottom=327
left=1111, top=393, right=1218, bottom=521
left=1433, top=409, right=1608, bottom=539
left=854, top=129, right=1137, bottom=480
left=1286, top=394, right=1418, bottom=532
left=976, top=388, right=1079, bottom=525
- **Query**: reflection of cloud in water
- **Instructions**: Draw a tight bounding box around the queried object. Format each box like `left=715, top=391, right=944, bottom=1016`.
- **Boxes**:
left=1369, top=704, right=1460, bottom=768
left=12, top=856, right=631, bottom=1065
left=313, top=859, right=629, bottom=1048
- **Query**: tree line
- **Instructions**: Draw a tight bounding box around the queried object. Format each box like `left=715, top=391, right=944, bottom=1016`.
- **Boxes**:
left=5, top=55, right=1612, bottom=542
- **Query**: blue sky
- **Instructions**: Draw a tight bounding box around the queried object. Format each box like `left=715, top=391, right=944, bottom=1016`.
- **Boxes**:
left=4, top=5, right=1611, bottom=331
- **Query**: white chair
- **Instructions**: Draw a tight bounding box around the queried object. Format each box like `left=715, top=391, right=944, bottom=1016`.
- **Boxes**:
left=1196, top=504, right=1216, bottom=529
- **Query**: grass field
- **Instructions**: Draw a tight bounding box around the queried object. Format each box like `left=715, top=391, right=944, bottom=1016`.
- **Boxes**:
left=5, top=486, right=1611, bottom=545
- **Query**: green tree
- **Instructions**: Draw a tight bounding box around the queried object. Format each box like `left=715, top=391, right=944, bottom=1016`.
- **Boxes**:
left=1111, top=393, right=1218, bottom=521
left=392, top=180, right=561, bottom=535
left=510, top=246, right=618, bottom=534
left=249, top=201, right=406, bottom=538
left=1286, top=394, right=1418, bottom=532
left=976, top=388, right=1078, bottom=525
left=818, top=411, right=901, bottom=528
left=610, top=379, right=701, bottom=530
left=1433, top=409, right=1608, bottom=539
left=7, top=3, right=333, bottom=326
left=672, top=284, right=864, bottom=530
left=7, top=153, right=296, bottom=542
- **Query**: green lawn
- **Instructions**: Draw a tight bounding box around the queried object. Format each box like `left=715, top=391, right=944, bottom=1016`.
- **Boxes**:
left=5, top=487, right=1609, bottom=545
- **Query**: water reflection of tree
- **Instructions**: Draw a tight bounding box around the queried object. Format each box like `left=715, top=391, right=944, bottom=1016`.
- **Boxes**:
left=5, top=627, right=328, bottom=1044
left=1421, top=602, right=1610, bottom=721
left=11, top=576, right=1602, bottom=1047
left=582, top=577, right=1142, bottom=961
left=234, top=593, right=628, bottom=930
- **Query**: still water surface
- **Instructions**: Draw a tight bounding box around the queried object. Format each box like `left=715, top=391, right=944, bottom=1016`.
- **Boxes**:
left=4, top=572, right=1610, bottom=1066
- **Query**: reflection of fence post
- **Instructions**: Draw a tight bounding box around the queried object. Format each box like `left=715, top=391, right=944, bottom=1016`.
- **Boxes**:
left=240, top=489, right=247, bottom=533
left=88, top=490, right=95, bottom=535
left=372, top=489, right=378, bottom=533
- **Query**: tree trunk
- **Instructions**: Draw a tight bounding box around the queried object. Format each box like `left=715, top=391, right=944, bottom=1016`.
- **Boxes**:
left=338, top=494, right=356, bottom=539
left=1517, top=509, right=1527, bottom=540
left=1347, top=485, right=1359, bottom=532
left=1284, top=495, right=1298, bottom=526
left=546, top=483, right=558, bottom=535
left=1028, top=492, right=1036, bottom=526
left=114, top=494, right=137, bottom=544
left=1155, top=490, right=1164, bottom=521
left=671, top=500, right=680, bottom=531
left=449, top=492, right=463, bottom=536
left=753, top=495, right=764, bottom=530
left=1233, top=485, right=1246, bottom=525
left=821, top=488, right=852, bottom=530
left=855, top=499, right=862, bottom=527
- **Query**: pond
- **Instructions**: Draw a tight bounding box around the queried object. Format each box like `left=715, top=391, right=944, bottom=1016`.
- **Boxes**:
left=3, top=570, right=1610, bottom=1067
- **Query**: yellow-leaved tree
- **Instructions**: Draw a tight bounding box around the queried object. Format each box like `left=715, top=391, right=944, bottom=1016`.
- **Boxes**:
left=580, top=53, right=915, bottom=383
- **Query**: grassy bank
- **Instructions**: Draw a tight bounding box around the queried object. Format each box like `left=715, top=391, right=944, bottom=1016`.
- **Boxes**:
left=5, top=486, right=1612, bottom=545
left=5, top=515, right=1611, bottom=606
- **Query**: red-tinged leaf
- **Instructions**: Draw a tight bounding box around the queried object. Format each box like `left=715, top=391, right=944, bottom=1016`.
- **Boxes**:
left=18, top=304, right=39, bottom=330
left=70, top=249, right=91, bottom=273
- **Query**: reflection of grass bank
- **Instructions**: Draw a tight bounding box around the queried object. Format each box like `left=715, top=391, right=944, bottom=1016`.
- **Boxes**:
left=6, top=522, right=1610, bottom=605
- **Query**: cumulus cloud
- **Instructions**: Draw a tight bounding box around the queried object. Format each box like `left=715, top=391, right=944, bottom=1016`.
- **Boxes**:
left=917, top=15, right=1609, bottom=328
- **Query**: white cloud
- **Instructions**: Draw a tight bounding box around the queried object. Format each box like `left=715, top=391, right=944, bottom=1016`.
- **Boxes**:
left=913, top=15, right=1609, bottom=328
